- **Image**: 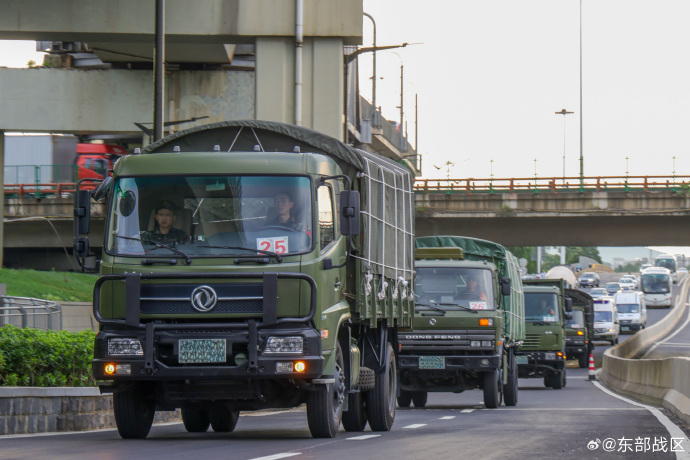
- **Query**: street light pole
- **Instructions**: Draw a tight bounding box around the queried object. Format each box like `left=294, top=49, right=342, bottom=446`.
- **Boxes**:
left=363, top=12, right=377, bottom=123
left=579, top=0, right=584, bottom=191
left=555, top=109, right=574, bottom=183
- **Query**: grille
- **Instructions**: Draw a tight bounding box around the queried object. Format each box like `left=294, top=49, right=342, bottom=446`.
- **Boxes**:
left=141, top=299, right=262, bottom=315
left=523, top=334, right=543, bottom=348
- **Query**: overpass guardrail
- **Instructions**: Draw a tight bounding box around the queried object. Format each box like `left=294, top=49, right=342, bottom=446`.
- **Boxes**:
left=414, top=175, right=690, bottom=194
left=0, top=296, right=63, bottom=331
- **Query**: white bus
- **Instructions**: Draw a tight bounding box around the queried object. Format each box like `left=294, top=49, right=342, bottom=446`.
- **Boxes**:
left=640, top=267, right=673, bottom=308
left=654, top=254, right=678, bottom=283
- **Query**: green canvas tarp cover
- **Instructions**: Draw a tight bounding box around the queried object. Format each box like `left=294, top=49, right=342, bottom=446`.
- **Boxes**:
left=415, top=235, right=525, bottom=344
left=144, top=120, right=414, bottom=283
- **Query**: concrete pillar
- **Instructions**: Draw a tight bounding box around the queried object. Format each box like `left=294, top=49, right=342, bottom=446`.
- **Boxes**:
left=0, top=130, right=4, bottom=268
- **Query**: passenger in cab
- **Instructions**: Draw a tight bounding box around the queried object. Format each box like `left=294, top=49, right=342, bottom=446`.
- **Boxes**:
left=460, top=275, right=488, bottom=301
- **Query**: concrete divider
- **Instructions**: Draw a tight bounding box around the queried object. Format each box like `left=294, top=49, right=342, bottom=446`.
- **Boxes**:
left=599, top=275, right=690, bottom=426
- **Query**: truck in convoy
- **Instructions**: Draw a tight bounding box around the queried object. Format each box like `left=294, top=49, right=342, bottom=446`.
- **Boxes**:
left=641, top=267, right=673, bottom=308
left=397, top=236, right=525, bottom=408
left=518, top=278, right=572, bottom=389
left=564, top=289, right=594, bottom=368
left=73, top=120, right=415, bottom=439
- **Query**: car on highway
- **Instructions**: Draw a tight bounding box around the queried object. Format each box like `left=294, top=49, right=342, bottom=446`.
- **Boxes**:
left=618, top=277, right=636, bottom=291
left=679, top=267, right=688, bottom=275
left=620, top=274, right=638, bottom=289
left=639, top=264, right=653, bottom=274
left=605, top=282, right=623, bottom=295
left=589, top=287, right=609, bottom=299
left=578, top=272, right=600, bottom=288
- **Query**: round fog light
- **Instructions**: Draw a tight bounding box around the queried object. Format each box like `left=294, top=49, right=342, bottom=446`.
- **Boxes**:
left=480, top=359, right=490, bottom=366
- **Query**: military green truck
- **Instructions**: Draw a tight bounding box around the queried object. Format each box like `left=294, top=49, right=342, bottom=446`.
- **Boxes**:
left=73, top=120, right=415, bottom=439
left=518, top=279, right=572, bottom=389
left=564, top=289, right=594, bottom=368
left=397, top=236, right=525, bottom=408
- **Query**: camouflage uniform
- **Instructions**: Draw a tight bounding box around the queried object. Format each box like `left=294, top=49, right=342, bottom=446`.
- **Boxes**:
left=140, top=227, right=189, bottom=245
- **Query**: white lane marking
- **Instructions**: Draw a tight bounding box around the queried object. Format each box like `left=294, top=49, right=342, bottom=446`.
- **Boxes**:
left=347, top=434, right=381, bottom=440
left=593, top=381, right=690, bottom=460
left=248, top=453, right=301, bottom=460
left=403, top=424, right=427, bottom=429
left=439, top=416, right=456, bottom=420
left=461, top=409, right=475, bottom=413
left=649, top=342, right=690, bottom=348
left=244, top=408, right=302, bottom=417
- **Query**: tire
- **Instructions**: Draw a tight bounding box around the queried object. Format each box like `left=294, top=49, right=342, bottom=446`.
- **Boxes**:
left=503, top=351, right=518, bottom=407
left=307, top=342, right=345, bottom=438
left=181, top=407, right=211, bottom=432
left=397, top=389, right=412, bottom=408
left=544, top=375, right=552, bottom=388
left=412, top=391, right=428, bottom=408
left=342, top=391, right=367, bottom=432
left=113, top=384, right=155, bottom=439
left=578, top=354, right=588, bottom=369
left=483, top=369, right=501, bottom=408
left=551, top=370, right=565, bottom=390
left=366, top=342, right=397, bottom=431
left=210, top=405, right=239, bottom=432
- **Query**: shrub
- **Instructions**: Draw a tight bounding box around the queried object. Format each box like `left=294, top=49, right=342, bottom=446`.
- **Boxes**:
left=0, top=326, right=96, bottom=387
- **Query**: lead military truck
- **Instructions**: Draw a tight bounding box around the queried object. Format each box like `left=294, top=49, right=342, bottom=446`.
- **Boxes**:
left=73, top=120, right=415, bottom=439
left=397, top=236, right=525, bottom=408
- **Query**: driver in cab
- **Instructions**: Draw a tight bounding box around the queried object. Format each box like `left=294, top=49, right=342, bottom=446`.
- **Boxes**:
left=140, top=200, right=189, bottom=245
left=265, top=191, right=305, bottom=231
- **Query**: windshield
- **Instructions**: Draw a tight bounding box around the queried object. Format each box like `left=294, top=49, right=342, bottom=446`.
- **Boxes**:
left=567, top=310, right=585, bottom=328
left=655, top=258, right=676, bottom=272
left=414, top=267, right=495, bottom=311
left=641, top=274, right=670, bottom=293
left=617, top=303, right=640, bottom=314
left=606, top=283, right=620, bottom=290
left=590, top=288, right=607, bottom=296
left=106, top=175, right=313, bottom=258
left=594, top=310, right=613, bottom=322
left=525, top=292, right=560, bottom=322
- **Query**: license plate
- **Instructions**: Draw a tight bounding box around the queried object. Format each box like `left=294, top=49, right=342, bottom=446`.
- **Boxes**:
left=515, top=355, right=528, bottom=364
left=545, top=352, right=556, bottom=360
left=419, top=356, right=445, bottom=369
left=179, top=339, right=226, bottom=363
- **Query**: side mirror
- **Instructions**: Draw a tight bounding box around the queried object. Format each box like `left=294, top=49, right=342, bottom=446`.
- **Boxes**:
left=500, top=277, right=511, bottom=296
left=74, top=237, right=90, bottom=259
left=339, top=190, right=360, bottom=236
left=74, top=189, right=92, bottom=235
left=565, top=297, right=573, bottom=313
left=564, top=312, right=572, bottom=321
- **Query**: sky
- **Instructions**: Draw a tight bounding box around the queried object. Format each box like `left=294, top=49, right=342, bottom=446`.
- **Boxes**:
left=2, top=3, right=690, bottom=260
left=359, top=0, right=690, bottom=181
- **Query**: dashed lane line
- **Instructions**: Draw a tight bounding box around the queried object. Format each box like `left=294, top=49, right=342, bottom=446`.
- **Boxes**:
left=439, top=416, right=456, bottom=420
left=402, top=424, right=427, bottom=429
left=346, top=434, right=382, bottom=440
left=248, top=454, right=301, bottom=460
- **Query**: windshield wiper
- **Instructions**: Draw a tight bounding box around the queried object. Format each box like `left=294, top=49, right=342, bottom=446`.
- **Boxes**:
left=414, top=302, right=447, bottom=315
left=432, top=302, right=479, bottom=313
left=115, top=235, right=192, bottom=265
left=197, top=244, right=283, bottom=263
left=415, top=302, right=478, bottom=314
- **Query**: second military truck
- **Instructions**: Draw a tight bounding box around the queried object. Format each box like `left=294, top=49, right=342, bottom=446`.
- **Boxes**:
left=74, top=120, right=415, bottom=439
left=397, top=236, right=525, bottom=408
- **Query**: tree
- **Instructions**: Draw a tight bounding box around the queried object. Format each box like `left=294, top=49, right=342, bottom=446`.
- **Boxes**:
left=565, top=247, right=601, bottom=265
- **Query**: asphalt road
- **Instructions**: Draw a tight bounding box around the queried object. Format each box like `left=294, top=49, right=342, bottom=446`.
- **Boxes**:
left=2, top=272, right=689, bottom=459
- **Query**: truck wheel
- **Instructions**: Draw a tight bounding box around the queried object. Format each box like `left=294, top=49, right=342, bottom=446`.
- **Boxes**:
left=412, top=391, right=428, bottom=408
left=397, top=390, right=412, bottom=408
left=342, top=391, right=367, bottom=432
left=551, top=370, right=566, bottom=390
left=209, top=405, right=239, bottom=432
left=544, top=375, right=552, bottom=388
left=483, top=369, right=501, bottom=408
left=307, top=343, right=345, bottom=438
left=578, top=354, right=588, bottom=369
left=503, top=351, right=518, bottom=407
left=113, top=384, right=155, bottom=439
left=181, top=407, right=210, bottom=432
left=366, top=342, right=397, bottom=431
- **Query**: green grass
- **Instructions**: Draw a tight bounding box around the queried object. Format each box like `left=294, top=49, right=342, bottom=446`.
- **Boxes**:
left=0, top=268, right=96, bottom=302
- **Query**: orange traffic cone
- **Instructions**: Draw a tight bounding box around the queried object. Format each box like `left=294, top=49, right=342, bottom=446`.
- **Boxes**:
left=588, top=354, right=596, bottom=381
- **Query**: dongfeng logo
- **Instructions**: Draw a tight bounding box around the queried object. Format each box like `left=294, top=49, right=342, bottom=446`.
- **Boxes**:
left=429, top=318, right=437, bottom=326
left=191, top=286, right=218, bottom=312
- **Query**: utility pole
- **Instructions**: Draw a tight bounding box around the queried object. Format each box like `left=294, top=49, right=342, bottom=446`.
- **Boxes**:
left=153, top=0, right=165, bottom=142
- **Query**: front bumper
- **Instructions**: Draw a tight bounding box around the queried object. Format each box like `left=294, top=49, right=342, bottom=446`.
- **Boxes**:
left=397, top=353, right=500, bottom=373
left=516, top=351, right=565, bottom=378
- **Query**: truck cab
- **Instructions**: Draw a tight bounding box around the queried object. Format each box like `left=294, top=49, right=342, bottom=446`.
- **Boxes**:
left=613, top=291, right=647, bottom=331
left=517, top=280, right=572, bottom=389
left=564, top=288, right=594, bottom=368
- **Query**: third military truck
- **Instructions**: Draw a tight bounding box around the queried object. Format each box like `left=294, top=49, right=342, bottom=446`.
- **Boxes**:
left=397, top=236, right=525, bottom=408
left=74, top=120, right=414, bottom=439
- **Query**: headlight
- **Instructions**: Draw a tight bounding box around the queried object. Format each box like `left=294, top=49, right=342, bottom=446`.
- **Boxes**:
left=265, top=336, right=304, bottom=353
left=107, top=338, right=143, bottom=356
left=470, top=340, right=481, bottom=347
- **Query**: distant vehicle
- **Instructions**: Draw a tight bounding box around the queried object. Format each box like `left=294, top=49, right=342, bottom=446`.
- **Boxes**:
left=654, top=254, right=678, bottom=283
left=679, top=267, right=688, bottom=274
left=588, top=287, right=608, bottom=299
left=593, top=298, right=620, bottom=345
left=564, top=290, right=595, bottom=368
left=618, top=278, right=636, bottom=291
left=639, top=264, right=653, bottom=274
left=641, top=267, right=673, bottom=308
left=75, top=143, right=128, bottom=182
left=605, top=282, right=622, bottom=296
left=578, top=272, right=600, bottom=288
left=619, top=274, right=638, bottom=289
left=614, top=292, right=647, bottom=332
